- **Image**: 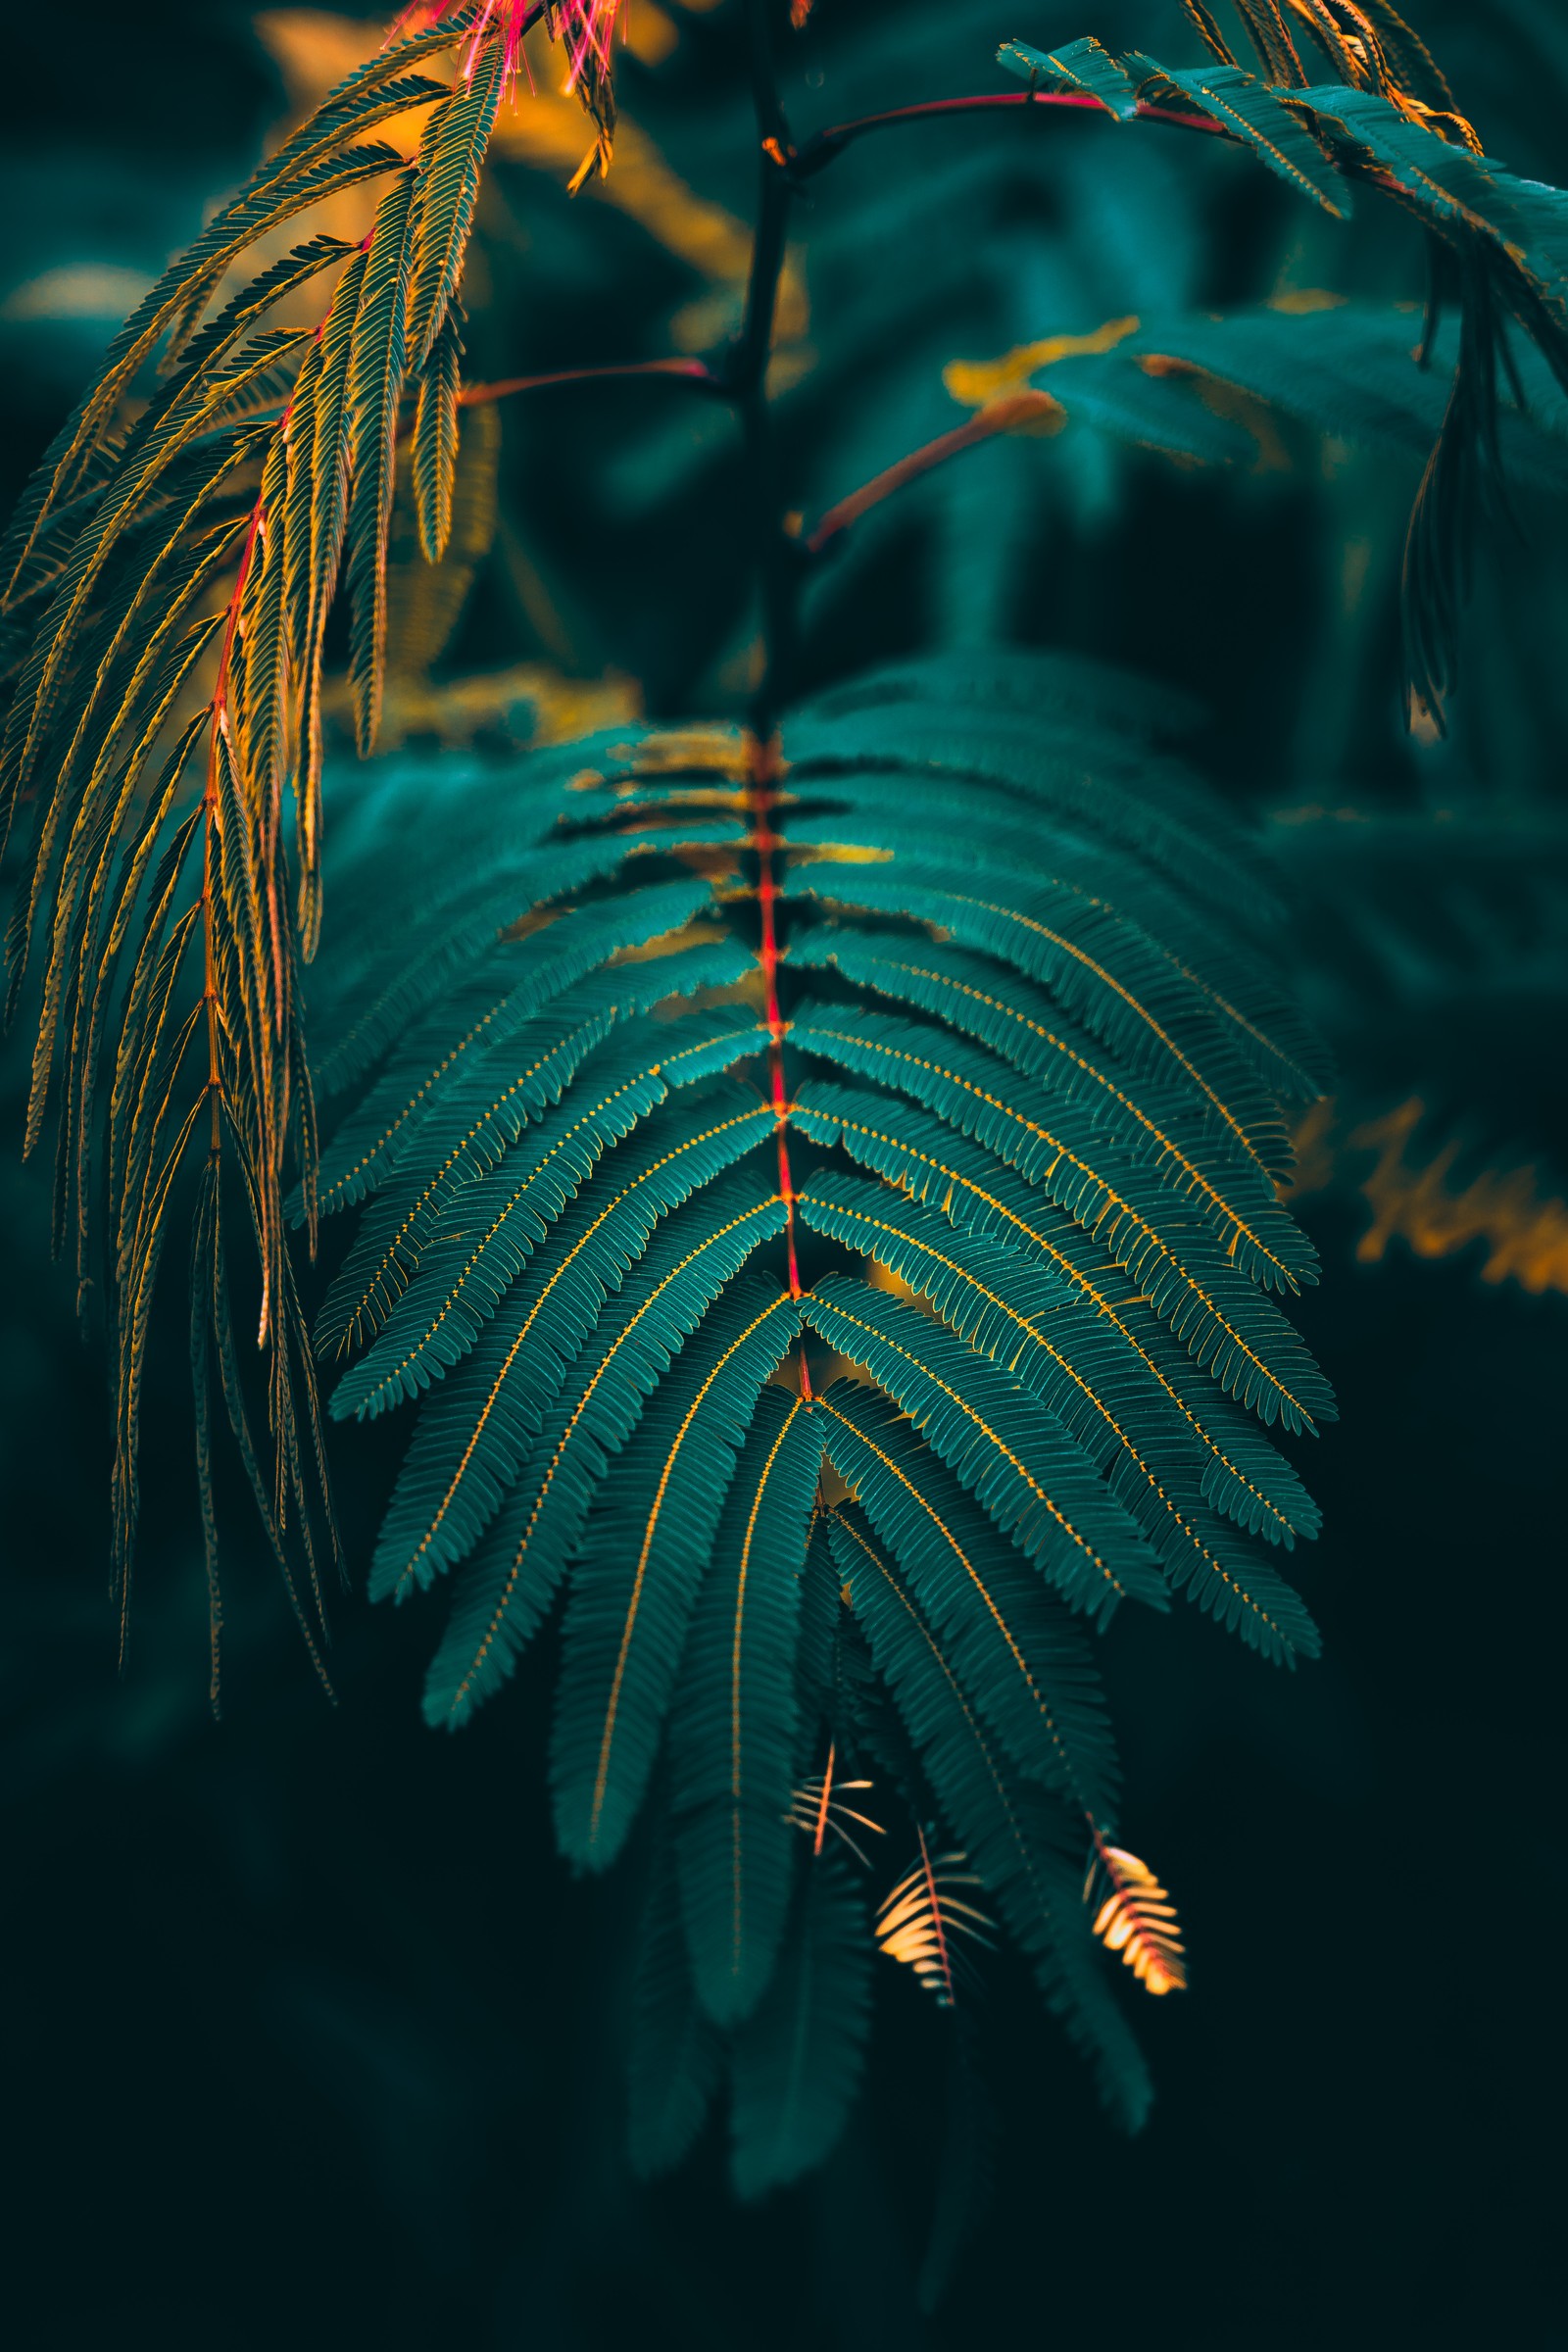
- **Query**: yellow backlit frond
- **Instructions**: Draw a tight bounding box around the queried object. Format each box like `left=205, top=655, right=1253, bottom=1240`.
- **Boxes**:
left=1285, top=1098, right=1568, bottom=1299
left=1086, top=1843, right=1188, bottom=1997
left=1353, top=1102, right=1568, bottom=1296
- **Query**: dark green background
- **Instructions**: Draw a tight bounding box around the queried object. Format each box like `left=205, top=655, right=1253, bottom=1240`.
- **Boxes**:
left=1, top=3, right=1562, bottom=2343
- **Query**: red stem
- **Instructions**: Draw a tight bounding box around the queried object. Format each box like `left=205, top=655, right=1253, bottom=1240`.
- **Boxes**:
left=203, top=497, right=265, bottom=1130
left=459, top=356, right=721, bottom=406
left=812, top=1740, right=836, bottom=1855
left=198, top=260, right=340, bottom=1301
left=916, top=1825, right=956, bottom=2004
left=745, top=739, right=808, bottom=1326
left=794, top=87, right=1231, bottom=177
left=806, top=390, right=1059, bottom=555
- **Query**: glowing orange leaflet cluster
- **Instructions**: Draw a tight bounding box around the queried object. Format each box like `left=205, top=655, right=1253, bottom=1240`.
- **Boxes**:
left=1089, top=1841, right=1188, bottom=1996
left=1355, top=1101, right=1568, bottom=1297
left=1289, top=1097, right=1568, bottom=1299
left=875, top=1830, right=994, bottom=2008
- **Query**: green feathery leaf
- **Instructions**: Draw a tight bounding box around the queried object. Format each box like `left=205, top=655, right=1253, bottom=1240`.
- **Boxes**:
left=728, top=1848, right=873, bottom=2200
left=628, top=1837, right=724, bottom=2180
left=552, top=1281, right=803, bottom=1870
left=996, top=35, right=1140, bottom=119
left=814, top=1380, right=1121, bottom=1815
left=284, top=630, right=1326, bottom=2165
left=801, top=1274, right=1166, bottom=1624
left=789, top=1003, right=1332, bottom=1429
left=790, top=1082, right=1323, bottom=1540
left=419, top=1184, right=788, bottom=1728
left=829, top=1506, right=1152, bottom=2130
left=671, top=1387, right=825, bottom=2026
left=1128, top=58, right=1350, bottom=215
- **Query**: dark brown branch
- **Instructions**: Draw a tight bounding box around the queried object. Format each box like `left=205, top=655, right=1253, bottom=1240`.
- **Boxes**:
left=805, top=391, right=1061, bottom=556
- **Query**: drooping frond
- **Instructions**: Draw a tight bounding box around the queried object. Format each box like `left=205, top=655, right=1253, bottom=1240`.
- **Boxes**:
left=552, top=1278, right=804, bottom=1870
left=416, top=1181, right=789, bottom=1727
left=812, top=1382, right=1123, bottom=1817
left=728, top=1848, right=874, bottom=2200
left=1130, top=57, right=1352, bottom=214
left=790, top=1080, right=1323, bottom=1551
left=876, top=1832, right=996, bottom=2007
left=311, top=809, right=745, bottom=1119
left=1086, top=1842, right=1190, bottom=1996
left=828, top=1502, right=1153, bottom=2130
left=788, top=926, right=1314, bottom=1292
left=292, top=649, right=1326, bottom=2152
left=343, top=1065, right=771, bottom=1426
left=788, top=909, right=1309, bottom=1196
left=0, top=0, right=623, bottom=1648
left=671, top=1389, right=824, bottom=2026
left=627, top=1834, right=723, bottom=2180
left=782, top=672, right=1290, bottom=933
left=317, top=940, right=760, bottom=1355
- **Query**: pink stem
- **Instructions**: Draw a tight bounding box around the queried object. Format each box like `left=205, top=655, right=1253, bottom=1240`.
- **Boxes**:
left=806, top=391, right=1058, bottom=556
left=795, top=87, right=1232, bottom=177
left=459, top=356, right=721, bottom=406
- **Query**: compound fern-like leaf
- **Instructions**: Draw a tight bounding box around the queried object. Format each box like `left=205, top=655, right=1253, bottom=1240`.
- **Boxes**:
left=299, top=646, right=1327, bottom=2156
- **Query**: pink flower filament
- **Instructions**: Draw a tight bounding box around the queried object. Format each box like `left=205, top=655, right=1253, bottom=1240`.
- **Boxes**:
left=395, top=0, right=622, bottom=89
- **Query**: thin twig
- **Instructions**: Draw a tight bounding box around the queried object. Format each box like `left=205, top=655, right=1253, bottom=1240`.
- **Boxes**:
left=459, top=356, right=722, bottom=405
left=792, top=87, right=1231, bottom=180
left=805, top=391, right=1061, bottom=555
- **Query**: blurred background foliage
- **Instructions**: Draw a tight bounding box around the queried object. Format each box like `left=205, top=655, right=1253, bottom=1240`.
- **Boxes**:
left=0, top=1, right=1563, bottom=2343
